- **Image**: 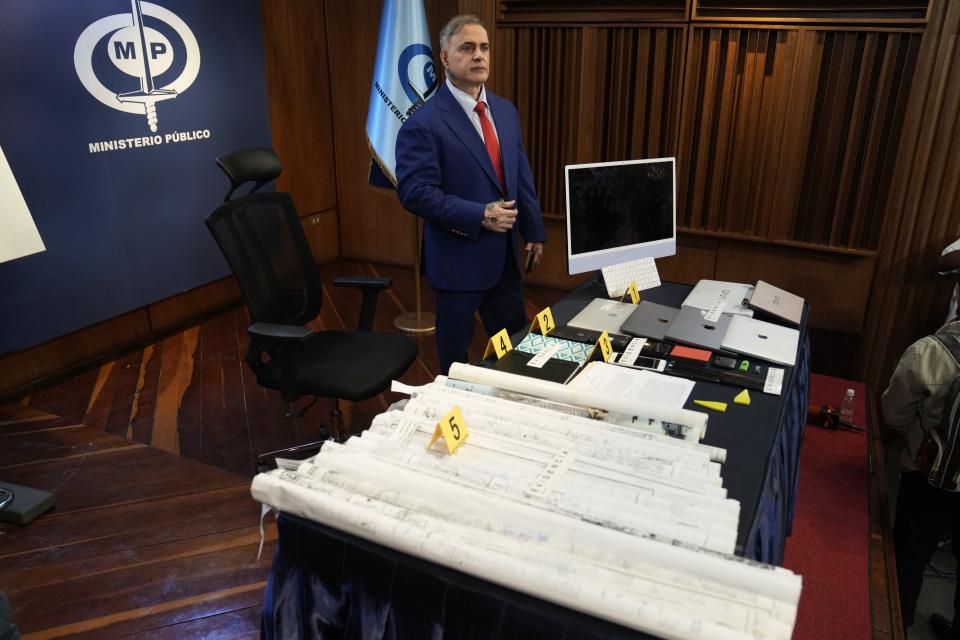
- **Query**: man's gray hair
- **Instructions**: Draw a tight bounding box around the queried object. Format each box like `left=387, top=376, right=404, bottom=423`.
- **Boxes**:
left=439, top=14, right=485, bottom=51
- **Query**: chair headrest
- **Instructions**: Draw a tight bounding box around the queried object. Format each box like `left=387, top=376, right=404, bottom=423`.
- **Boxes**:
left=216, top=147, right=282, bottom=201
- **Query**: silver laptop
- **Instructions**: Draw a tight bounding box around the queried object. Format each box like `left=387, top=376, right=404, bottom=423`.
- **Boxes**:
left=681, top=280, right=755, bottom=317
left=664, top=306, right=731, bottom=351
left=747, top=280, right=804, bottom=327
left=566, top=298, right=638, bottom=334
left=620, top=301, right=680, bottom=340
left=721, top=315, right=800, bottom=366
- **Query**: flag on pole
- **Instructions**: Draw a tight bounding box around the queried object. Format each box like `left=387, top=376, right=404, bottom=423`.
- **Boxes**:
left=365, top=0, right=438, bottom=187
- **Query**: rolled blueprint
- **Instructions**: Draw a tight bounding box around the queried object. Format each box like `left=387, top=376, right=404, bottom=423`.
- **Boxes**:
left=409, top=379, right=728, bottom=463
left=448, top=362, right=709, bottom=441
left=253, top=467, right=799, bottom=640
left=403, top=382, right=720, bottom=464
left=252, top=376, right=801, bottom=639
left=347, top=426, right=739, bottom=553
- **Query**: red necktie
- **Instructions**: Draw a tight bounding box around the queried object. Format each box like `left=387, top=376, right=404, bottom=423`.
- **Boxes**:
left=474, top=101, right=505, bottom=190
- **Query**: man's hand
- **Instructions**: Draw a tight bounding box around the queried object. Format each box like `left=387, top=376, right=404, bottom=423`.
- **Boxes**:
left=480, top=200, right=517, bottom=233
left=524, top=241, right=543, bottom=272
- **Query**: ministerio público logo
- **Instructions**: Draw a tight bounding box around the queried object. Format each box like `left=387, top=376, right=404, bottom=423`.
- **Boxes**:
left=74, top=0, right=209, bottom=154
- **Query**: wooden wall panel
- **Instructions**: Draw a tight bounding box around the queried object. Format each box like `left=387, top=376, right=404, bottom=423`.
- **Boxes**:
left=522, top=219, right=586, bottom=290
left=861, top=0, right=960, bottom=393
left=301, top=210, right=341, bottom=266
left=692, top=1, right=930, bottom=24
left=798, top=30, right=919, bottom=249
left=492, top=24, right=684, bottom=219
left=260, top=0, right=339, bottom=220
left=148, top=278, right=241, bottom=335
left=454, top=0, right=495, bottom=28
left=678, top=26, right=920, bottom=251
left=493, top=26, right=582, bottom=217
left=714, top=241, right=876, bottom=330
left=499, top=0, right=688, bottom=23
left=0, top=311, right=152, bottom=400
left=657, top=233, right=718, bottom=284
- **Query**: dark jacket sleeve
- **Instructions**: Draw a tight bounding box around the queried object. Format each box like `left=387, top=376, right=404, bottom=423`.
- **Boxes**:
left=395, top=116, right=485, bottom=241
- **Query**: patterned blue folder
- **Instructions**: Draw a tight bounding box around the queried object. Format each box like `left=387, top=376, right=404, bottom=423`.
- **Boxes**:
left=515, top=333, right=595, bottom=365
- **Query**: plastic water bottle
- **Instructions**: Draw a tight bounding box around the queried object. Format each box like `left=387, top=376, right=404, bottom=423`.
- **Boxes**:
left=840, top=388, right=855, bottom=423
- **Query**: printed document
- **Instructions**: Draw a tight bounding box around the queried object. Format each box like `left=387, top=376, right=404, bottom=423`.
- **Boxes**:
left=570, top=362, right=695, bottom=409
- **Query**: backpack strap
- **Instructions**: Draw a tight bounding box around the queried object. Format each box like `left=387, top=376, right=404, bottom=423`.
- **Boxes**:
left=932, top=331, right=960, bottom=368
left=927, top=331, right=960, bottom=490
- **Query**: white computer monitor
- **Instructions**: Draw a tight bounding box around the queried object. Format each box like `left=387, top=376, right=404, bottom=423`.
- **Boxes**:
left=564, top=157, right=676, bottom=275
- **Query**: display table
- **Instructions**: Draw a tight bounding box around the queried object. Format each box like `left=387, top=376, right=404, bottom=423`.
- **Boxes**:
left=261, top=278, right=810, bottom=639
left=552, top=278, right=811, bottom=562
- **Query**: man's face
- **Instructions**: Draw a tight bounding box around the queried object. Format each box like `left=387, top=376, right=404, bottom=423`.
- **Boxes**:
left=441, top=24, right=489, bottom=89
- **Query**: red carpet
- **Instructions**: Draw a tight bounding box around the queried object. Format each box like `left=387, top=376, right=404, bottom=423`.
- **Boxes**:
left=782, top=374, right=871, bottom=640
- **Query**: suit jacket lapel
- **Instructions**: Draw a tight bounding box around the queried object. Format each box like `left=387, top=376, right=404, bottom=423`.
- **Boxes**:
left=437, top=85, right=502, bottom=192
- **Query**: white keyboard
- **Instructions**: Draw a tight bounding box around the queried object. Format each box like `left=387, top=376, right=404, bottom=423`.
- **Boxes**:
left=601, top=258, right=661, bottom=297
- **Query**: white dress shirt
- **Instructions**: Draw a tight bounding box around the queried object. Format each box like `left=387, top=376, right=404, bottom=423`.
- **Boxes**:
left=446, top=77, right=500, bottom=145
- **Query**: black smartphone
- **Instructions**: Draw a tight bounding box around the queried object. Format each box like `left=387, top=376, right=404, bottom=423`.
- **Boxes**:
left=641, top=341, right=673, bottom=356
left=713, top=355, right=738, bottom=369
left=524, top=249, right=535, bottom=273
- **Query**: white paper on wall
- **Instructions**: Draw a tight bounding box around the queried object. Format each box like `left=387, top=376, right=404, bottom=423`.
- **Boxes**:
left=0, top=144, right=44, bottom=264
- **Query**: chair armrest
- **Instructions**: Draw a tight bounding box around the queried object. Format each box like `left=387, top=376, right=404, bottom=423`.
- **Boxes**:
left=247, top=323, right=313, bottom=403
left=248, top=322, right=314, bottom=341
left=334, top=276, right=392, bottom=289
left=333, top=277, right=394, bottom=330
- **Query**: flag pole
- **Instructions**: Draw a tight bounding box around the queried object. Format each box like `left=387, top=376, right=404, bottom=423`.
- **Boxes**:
left=364, top=0, right=436, bottom=334
left=394, top=215, right=435, bottom=334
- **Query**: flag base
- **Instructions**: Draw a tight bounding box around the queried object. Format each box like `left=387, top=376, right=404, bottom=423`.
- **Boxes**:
left=394, top=311, right=436, bottom=334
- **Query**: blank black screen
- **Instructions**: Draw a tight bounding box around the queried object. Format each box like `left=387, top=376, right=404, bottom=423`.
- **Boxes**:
left=567, top=161, right=673, bottom=255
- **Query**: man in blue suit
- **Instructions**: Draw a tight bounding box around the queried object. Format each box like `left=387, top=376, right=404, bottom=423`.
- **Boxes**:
left=396, top=14, right=546, bottom=375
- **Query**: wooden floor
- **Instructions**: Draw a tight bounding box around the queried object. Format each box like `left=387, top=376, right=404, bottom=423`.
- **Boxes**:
left=2, top=260, right=566, bottom=638
left=17, top=260, right=567, bottom=476
left=0, top=405, right=273, bottom=639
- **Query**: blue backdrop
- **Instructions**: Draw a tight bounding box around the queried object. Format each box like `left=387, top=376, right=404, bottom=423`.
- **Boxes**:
left=0, top=0, right=272, bottom=354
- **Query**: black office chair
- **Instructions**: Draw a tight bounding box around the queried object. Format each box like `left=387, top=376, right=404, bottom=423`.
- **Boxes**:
left=206, top=148, right=418, bottom=468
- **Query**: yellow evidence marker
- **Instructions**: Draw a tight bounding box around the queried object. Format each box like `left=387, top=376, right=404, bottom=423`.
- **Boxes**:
left=619, top=281, right=640, bottom=304
left=428, top=404, right=469, bottom=455
left=528, top=306, right=556, bottom=336
left=694, top=400, right=728, bottom=412
left=483, top=328, right=513, bottom=360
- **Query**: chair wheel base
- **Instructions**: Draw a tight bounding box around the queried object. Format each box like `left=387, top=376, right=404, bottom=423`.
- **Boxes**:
left=284, top=396, right=318, bottom=418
